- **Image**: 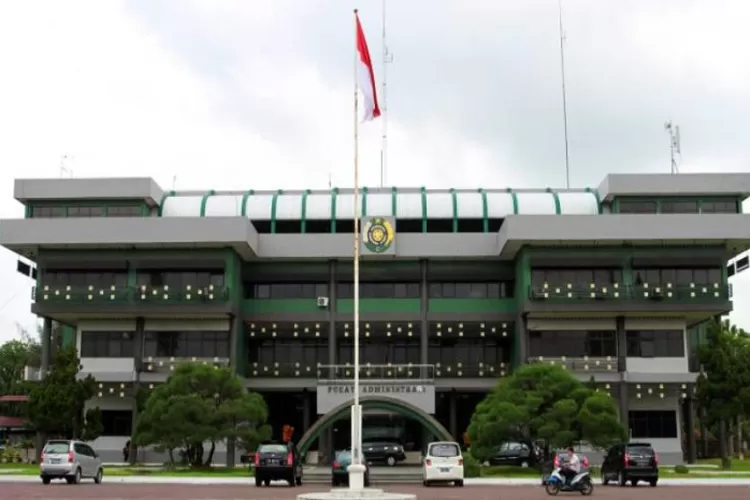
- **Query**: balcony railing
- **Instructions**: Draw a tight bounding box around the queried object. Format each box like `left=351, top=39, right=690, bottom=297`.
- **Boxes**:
left=317, top=364, right=435, bottom=382
left=526, top=356, right=617, bottom=373
left=33, top=284, right=230, bottom=305
left=434, top=362, right=509, bottom=377
left=528, top=282, right=728, bottom=302
left=141, top=356, right=230, bottom=373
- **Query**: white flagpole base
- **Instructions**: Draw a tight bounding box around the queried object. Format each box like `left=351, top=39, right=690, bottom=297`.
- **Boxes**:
left=346, top=463, right=367, bottom=490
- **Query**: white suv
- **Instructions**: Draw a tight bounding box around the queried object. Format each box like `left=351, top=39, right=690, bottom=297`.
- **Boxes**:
left=40, top=440, right=103, bottom=485
left=422, top=441, right=464, bottom=487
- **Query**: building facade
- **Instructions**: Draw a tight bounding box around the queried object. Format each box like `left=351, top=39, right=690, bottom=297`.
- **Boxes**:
left=2, top=173, right=749, bottom=465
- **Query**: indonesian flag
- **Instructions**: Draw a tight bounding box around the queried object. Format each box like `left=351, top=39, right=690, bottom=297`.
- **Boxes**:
left=355, top=12, right=381, bottom=122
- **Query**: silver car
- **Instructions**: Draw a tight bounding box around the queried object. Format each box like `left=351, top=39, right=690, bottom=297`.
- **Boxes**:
left=40, top=439, right=103, bottom=485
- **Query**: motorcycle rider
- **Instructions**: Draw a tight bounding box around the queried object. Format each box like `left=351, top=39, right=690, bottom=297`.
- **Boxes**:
left=560, top=447, right=581, bottom=486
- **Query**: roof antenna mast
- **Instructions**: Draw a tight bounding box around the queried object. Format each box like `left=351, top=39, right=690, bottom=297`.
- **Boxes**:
left=557, top=0, right=571, bottom=189
left=664, top=121, right=681, bottom=174
left=59, top=154, right=73, bottom=178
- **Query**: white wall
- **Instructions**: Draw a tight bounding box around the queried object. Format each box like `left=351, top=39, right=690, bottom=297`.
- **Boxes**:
left=526, top=319, right=616, bottom=331
left=143, top=319, right=230, bottom=331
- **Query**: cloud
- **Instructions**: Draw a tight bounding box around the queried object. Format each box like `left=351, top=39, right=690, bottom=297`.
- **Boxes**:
left=0, top=0, right=748, bottom=339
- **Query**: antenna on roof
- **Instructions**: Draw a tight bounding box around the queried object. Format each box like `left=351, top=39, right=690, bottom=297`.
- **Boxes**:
left=557, top=0, right=571, bottom=189
left=328, top=173, right=332, bottom=189
left=172, top=176, right=177, bottom=190
left=59, top=155, right=73, bottom=178
left=664, top=121, right=681, bottom=174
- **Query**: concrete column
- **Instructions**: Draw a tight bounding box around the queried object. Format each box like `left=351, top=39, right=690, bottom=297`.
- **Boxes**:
left=420, top=260, right=429, bottom=373
left=686, top=395, right=697, bottom=464
left=40, top=317, right=52, bottom=377
left=449, top=392, right=457, bottom=440
left=616, top=316, right=626, bottom=372
left=130, top=317, right=144, bottom=466
left=302, top=391, right=311, bottom=433
left=226, top=314, right=241, bottom=468
left=618, top=380, right=629, bottom=432
left=328, top=260, right=337, bottom=368
left=515, top=314, right=528, bottom=366
left=36, top=317, right=53, bottom=463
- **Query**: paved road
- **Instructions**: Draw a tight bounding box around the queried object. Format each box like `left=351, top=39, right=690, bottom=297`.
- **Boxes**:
left=3, top=483, right=750, bottom=499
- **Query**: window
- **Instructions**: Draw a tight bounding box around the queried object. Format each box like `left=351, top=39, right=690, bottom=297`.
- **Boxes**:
left=660, top=201, right=698, bottom=213
left=337, top=339, right=419, bottom=365
left=101, top=410, right=132, bottom=436
left=337, top=282, right=420, bottom=299
left=632, top=267, right=722, bottom=286
left=107, top=206, right=143, bottom=217
left=248, top=339, right=328, bottom=366
left=626, top=330, right=684, bottom=357
left=427, top=282, right=513, bottom=298
left=617, top=201, right=657, bottom=213
left=249, top=283, right=328, bottom=299
left=428, top=339, right=511, bottom=367
left=42, top=270, right=129, bottom=289
left=137, top=270, right=225, bottom=289
left=701, top=200, right=738, bottom=213
left=80, top=332, right=133, bottom=357
left=530, top=269, right=622, bottom=288
left=31, top=206, right=66, bottom=217
left=67, top=206, right=105, bottom=217
left=143, top=331, right=229, bottom=358
left=628, top=411, right=678, bottom=438
left=528, top=331, right=617, bottom=358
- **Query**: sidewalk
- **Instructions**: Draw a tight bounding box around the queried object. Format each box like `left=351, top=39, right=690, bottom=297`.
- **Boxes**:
left=1, top=475, right=750, bottom=486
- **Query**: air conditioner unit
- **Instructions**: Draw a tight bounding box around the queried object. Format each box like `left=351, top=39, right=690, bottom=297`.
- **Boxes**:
left=317, top=296, right=329, bottom=308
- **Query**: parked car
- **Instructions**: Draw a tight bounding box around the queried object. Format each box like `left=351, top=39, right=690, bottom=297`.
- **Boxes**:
left=39, top=439, right=103, bottom=485
left=601, top=442, right=659, bottom=487
left=332, top=450, right=371, bottom=487
left=422, top=441, right=464, bottom=487
left=362, top=441, right=406, bottom=466
left=253, top=442, right=303, bottom=487
left=485, top=440, right=541, bottom=467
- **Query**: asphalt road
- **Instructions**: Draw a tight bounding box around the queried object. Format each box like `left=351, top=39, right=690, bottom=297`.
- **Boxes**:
left=3, top=483, right=750, bottom=499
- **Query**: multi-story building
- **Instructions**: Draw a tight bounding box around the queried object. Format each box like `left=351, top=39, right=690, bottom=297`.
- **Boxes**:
left=2, top=173, right=748, bottom=465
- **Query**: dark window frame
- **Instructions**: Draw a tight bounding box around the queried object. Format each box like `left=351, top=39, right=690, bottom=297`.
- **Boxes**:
left=80, top=331, right=134, bottom=358
left=143, top=331, right=230, bottom=358
left=625, top=330, right=685, bottom=357
left=628, top=410, right=678, bottom=438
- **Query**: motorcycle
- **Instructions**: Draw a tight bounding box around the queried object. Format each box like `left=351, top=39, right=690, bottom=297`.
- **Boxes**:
left=544, top=467, right=593, bottom=496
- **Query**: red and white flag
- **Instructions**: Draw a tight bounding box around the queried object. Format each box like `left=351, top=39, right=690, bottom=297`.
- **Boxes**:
left=355, top=12, right=381, bottom=122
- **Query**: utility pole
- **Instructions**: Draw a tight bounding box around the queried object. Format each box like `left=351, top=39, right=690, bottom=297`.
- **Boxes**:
left=558, top=0, right=571, bottom=189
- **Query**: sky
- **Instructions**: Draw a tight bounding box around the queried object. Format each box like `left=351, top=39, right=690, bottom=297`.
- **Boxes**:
left=0, top=0, right=748, bottom=341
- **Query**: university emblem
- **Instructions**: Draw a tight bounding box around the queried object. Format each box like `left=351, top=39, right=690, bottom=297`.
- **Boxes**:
left=362, top=216, right=395, bottom=254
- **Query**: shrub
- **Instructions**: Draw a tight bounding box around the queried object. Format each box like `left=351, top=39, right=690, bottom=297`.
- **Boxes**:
left=462, top=453, right=481, bottom=478
left=673, top=465, right=689, bottom=474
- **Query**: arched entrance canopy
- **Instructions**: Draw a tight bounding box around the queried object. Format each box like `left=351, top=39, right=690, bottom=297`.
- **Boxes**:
left=297, top=395, right=453, bottom=457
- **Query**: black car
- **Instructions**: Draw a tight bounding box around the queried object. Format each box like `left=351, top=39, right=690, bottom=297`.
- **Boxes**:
left=362, top=441, right=406, bottom=466
left=601, top=442, right=659, bottom=487
left=253, top=442, right=303, bottom=487
left=486, top=440, right=541, bottom=467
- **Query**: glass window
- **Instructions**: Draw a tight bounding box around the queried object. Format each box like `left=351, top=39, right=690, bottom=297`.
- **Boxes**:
left=626, top=330, right=684, bottom=357
left=661, top=201, right=698, bottom=213
left=80, top=332, right=133, bottom=358
left=701, top=201, right=738, bottom=214
left=628, top=411, right=678, bottom=438
left=618, top=201, right=657, bottom=214
left=101, top=410, right=133, bottom=436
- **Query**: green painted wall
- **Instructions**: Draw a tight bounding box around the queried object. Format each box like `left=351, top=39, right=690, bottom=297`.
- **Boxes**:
left=337, top=299, right=421, bottom=314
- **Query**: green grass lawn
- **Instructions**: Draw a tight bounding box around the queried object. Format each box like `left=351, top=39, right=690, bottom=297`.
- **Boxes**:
left=697, top=458, right=750, bottom=471
left=0, top=463, right=254, bottom=477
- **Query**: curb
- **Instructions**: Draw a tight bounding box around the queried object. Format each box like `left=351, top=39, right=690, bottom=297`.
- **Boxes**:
left=2, top=475, right=750, bottom=486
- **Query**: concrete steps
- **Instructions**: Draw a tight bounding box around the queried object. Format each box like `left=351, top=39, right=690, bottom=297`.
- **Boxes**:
left=303, top=466, right=422, bottom=484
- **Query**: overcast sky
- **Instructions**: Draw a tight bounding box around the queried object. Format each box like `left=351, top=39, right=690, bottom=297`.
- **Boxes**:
left=0, top=0, right=748, bottom=341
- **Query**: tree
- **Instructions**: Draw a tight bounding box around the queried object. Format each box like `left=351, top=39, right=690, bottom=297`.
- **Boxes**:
left=467, top=364, right=626, bottom=462
left=26, top=346, right=100, bottom=440
left=696, top=319, right=750, bottom=469
left=134, top=363, right=272, bottom=467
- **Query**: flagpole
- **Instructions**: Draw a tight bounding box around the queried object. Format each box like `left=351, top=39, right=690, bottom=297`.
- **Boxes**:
left=351, top=7, right=362, bottom=472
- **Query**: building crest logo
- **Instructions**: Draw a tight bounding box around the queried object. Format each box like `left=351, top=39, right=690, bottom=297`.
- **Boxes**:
left=362, top=217, right=395, bottom=253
